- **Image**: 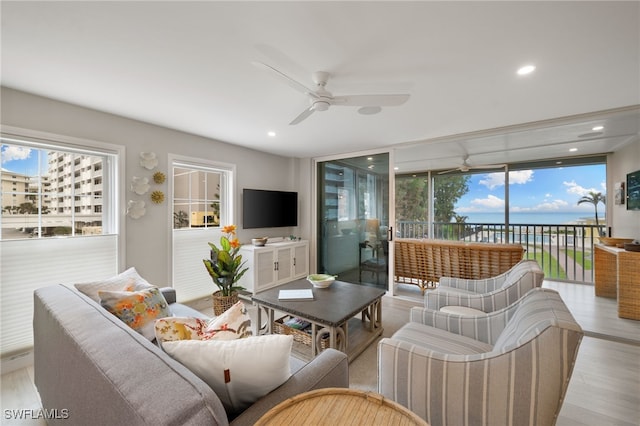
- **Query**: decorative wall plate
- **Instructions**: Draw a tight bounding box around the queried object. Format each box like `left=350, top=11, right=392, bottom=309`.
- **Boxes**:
left=131, top=176, right=150, bottom=195
left=151, top=190, right=165, bottom=204
left=153, top=171, right=166, bottom=184
left=126, top=200, right=146, bottom=219
left=140, top=152, right=158, bottom=170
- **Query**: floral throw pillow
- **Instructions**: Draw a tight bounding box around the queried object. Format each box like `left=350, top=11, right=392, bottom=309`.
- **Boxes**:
left=155, top=317, right=210, bottom=342
left=99, top=287, right=170, bottom=341
left=205, top=301, right=252, bottom=339
left=155, top=301, right=252, bottom=343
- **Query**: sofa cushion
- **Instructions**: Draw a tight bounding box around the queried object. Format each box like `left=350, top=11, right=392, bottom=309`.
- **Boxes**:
left=392, top=321, right=493, bottom=355
left=162, top=334, right=294, bottom=416
left=99, top=287, right=170, bottom=340
left=74, top=267, right=153, bottom=302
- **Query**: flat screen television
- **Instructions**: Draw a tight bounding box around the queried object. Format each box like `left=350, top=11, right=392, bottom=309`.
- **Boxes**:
left=627, top=169, right=640, bottom=211
left=243, top=189, right=298, bottom=229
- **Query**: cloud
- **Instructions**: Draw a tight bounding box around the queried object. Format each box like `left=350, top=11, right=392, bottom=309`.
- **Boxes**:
left=479, top=170, right=534, bottom=190
left=563, top=180, right=602, bottom=197
left=511, top=199, right=570, bottom=212
left=456, top=194, right=505, bottom=212
left=1, top=146, right=32, bottom=164
left=478, top=173, right=504, bottom=190
left=510, top=170, right=534, bottom=185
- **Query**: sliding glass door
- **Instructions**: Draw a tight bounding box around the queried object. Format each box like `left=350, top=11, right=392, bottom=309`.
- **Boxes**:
left=317, top=153, right=391, bottom=290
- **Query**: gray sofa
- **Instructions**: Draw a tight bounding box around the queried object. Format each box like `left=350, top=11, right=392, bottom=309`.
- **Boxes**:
left=378, top=288, right=583, bottom=426
left=33, top=284, right=349, bottom=425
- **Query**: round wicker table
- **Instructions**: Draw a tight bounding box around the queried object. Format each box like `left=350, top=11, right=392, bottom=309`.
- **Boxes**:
left=254, top=387, right=428, bottom=425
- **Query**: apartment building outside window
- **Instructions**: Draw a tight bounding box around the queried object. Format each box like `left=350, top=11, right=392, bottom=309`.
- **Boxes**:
left=1, top=141, right=115, bottom=239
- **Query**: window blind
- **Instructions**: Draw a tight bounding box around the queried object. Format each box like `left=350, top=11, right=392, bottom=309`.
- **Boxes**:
left=172, top=228, right=223, bottom=302
left=0, top=235, right=118, bottom=356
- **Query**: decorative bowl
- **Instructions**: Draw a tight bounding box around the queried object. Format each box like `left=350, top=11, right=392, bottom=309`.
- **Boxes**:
left=307, top=274, right=336, bottom=288
left=251, top=237, right=268, bottom=247
left=624, top=243, right=640, bottom=252
left=599, top=237, right=634, bottom=247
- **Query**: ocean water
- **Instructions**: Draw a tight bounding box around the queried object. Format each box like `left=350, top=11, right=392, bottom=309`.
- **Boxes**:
left=460, top=212, right=600, bottom=225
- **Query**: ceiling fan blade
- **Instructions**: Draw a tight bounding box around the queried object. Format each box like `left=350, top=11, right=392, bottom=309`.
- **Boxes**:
left=437, top=168, right=459, bottom=175
left=332, top=94, right=410, bottom=107
left=252, top=61, right=315, bottom=95
left=289, top=106, right=315, bottom=125
left=470, top=164, right=506, bottom=169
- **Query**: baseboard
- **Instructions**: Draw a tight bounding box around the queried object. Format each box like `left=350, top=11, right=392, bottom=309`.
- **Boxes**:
left=1, top=350, right=34, bottom=374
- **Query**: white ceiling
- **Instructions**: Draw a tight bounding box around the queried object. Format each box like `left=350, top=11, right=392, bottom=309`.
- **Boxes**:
left=2, top=1, right=639, bottom=172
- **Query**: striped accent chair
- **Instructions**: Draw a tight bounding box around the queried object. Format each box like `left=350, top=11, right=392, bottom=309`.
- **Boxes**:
left=378, top=288, right=583, bottom=426
left=425, top=259, right=544, bottom=313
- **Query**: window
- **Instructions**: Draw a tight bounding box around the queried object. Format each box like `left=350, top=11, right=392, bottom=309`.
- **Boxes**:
left=173, top=165, right=225, bottom=229
left=171, top=156, right=235, bottom=302
left=1, top=129, right=122, bottom=357
left=394, top=156, right=606, bottom=283
left=1, top=139, right=117, bottom=239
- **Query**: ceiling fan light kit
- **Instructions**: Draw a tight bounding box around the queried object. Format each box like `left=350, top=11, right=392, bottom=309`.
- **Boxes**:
left=358, top=106, right=382, bottom=115
left=254, top=61, right=410, bottom=125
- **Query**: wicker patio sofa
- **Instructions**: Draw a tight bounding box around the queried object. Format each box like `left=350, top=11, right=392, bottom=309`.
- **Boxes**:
left=394, top=238, right=525, bottom=294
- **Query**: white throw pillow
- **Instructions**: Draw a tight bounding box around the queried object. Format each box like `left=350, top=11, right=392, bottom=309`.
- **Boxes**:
left=162, top=334, right=293, bottom=415
left=74, top=267, right=153, bottom=302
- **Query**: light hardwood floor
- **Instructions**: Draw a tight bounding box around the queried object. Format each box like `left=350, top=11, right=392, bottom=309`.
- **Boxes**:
left=2, top=281, right=639, bottom=425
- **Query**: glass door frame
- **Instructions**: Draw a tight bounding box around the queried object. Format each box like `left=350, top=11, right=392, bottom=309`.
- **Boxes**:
left=310, top=148, right=395, bottom=294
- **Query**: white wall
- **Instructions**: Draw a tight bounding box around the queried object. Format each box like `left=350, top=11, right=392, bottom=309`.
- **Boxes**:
left=608, top=137, right=640, bottom=240
left=1, top=87, right=307, bottom=286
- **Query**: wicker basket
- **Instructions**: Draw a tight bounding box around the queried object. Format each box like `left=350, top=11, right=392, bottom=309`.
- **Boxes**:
left=212, top=291, right=238, bottom=316
left=273, top=316, right=331, bottom=349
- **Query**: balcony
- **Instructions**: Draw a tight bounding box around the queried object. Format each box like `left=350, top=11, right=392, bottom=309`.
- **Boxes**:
left=396, top=221, right=604, bottom=284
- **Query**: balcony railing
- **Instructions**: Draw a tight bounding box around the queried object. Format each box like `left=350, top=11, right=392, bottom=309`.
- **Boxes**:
left=396, top=221, right=605, bottom=284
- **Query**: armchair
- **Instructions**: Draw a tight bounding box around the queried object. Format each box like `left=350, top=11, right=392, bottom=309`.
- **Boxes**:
left=378, top=288, right=583, bottom=426
left=425, top=259, right=544, bottom=313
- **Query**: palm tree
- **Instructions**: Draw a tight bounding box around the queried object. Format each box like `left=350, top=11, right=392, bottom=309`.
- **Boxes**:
left=577, top=191, right=606, bottom=236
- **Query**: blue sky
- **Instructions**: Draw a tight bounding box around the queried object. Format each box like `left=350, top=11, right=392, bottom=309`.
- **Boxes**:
left=455, top=164, right=606, bottom=216
left=1, top=145, right=47, bottom=175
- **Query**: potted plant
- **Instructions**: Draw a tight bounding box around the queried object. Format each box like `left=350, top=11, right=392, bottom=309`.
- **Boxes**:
left=203, top=225, right=248, bottom=315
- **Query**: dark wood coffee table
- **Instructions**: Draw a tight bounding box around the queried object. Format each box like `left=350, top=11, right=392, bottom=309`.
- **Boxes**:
left=251, top=279, right=385, bottom=362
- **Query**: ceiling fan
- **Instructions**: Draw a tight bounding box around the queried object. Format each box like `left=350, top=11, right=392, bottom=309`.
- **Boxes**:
left=254, top=62, right=410, bottom=125
left=438, top=156, right=506, bottom=174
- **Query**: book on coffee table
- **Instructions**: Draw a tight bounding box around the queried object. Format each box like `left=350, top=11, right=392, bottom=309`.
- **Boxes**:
left=278, top=289, right=314, bottom=301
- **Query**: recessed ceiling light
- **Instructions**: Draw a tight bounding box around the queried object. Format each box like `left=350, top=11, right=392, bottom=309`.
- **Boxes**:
left=394, top=167, right=399, bottom=171
left=517, top=65, right=536, bottom=75
left=569, top=148, right=578, bottom=152
left=267, top=131, right=276, bottom=137
left=592, top=125, right=604, bottom=131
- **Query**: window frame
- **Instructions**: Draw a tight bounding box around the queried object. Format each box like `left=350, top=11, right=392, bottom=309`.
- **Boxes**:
left=168, top=154, right=236, bottom=302
left=0, top=126, right=125, bottom=251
